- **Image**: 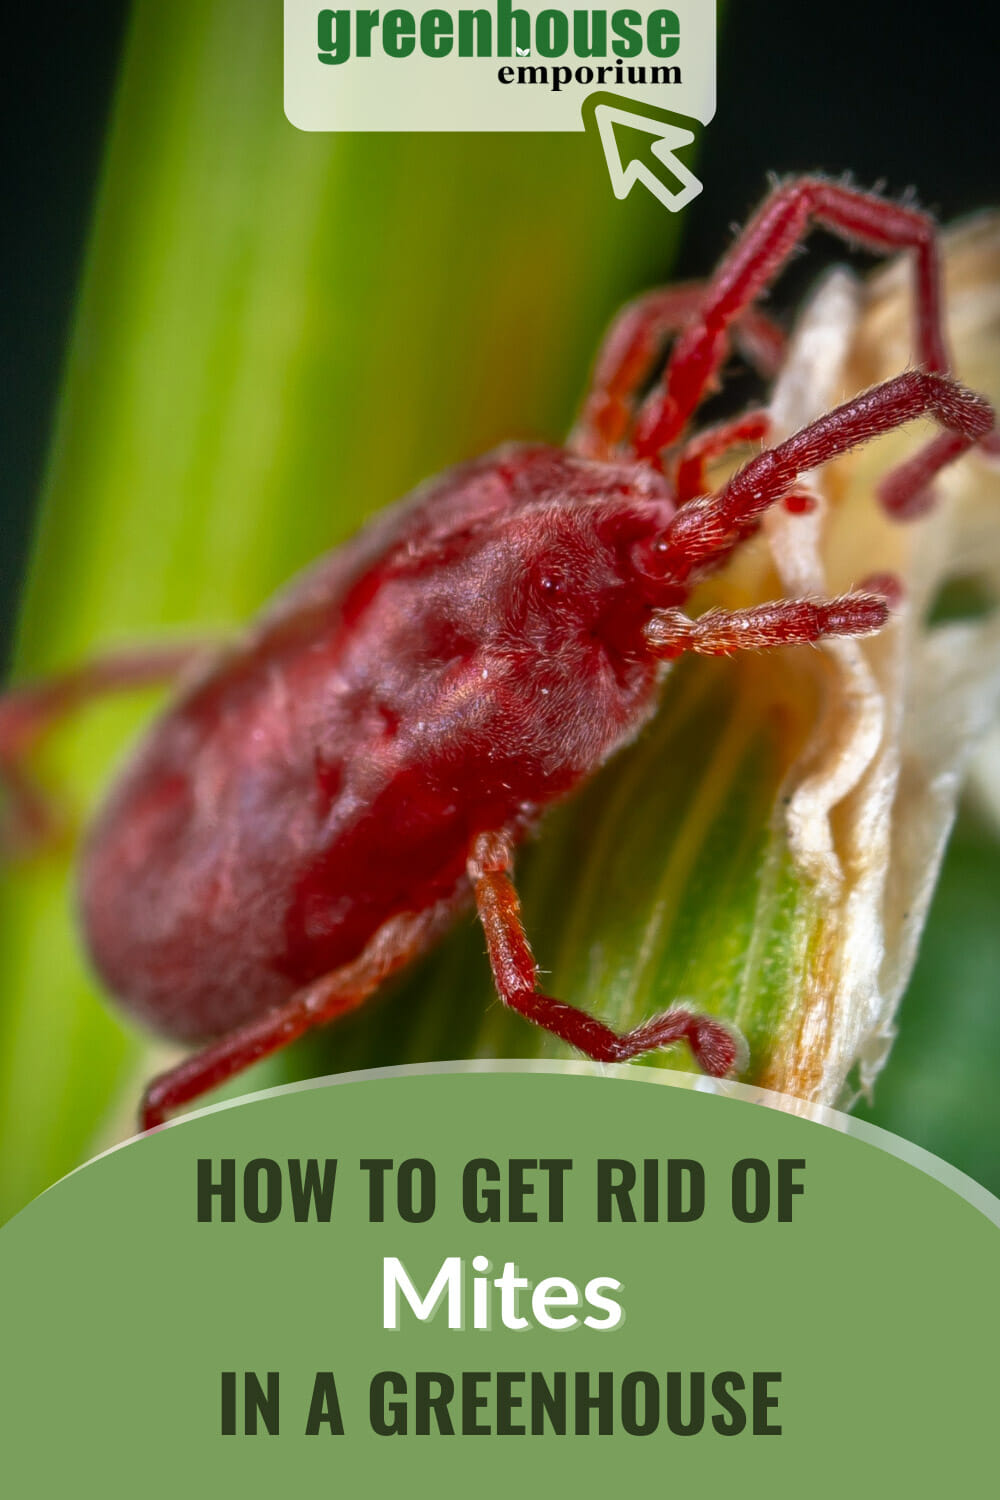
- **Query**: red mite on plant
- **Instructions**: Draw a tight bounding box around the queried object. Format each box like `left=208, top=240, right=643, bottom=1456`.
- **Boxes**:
left=1, top=178, right=995, bottom=1129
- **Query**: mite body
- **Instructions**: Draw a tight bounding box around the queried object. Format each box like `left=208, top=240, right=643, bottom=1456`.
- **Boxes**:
left=81, top=446, right=674, bottom=1044
left=2, top=177, right=995, bottom=1126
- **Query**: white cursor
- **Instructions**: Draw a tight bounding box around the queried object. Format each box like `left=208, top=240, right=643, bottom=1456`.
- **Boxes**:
left=593, top=102, right=703, bottom=212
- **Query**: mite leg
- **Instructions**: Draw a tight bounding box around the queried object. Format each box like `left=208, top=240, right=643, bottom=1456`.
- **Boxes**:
left=653, top=371, right=994, bottom=586
left=572, top=282, right=785, bottom=459
left=141, top=909, right=441, bottom=1129
left=0, top=645, right=209, bottom=856
left=876, top=428, right=974, bottom=518
left=469, top=832, right=742, bottom=1076
left=632, top=177, right=956, bottom=462
left=644, top=592, right=890, bottom=661
left=673, top=409, right=771, bottom=503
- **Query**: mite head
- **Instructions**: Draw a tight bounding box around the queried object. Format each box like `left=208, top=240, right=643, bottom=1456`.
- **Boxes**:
left=456, top=445, right=697, bottom=666
left=439, top=440, right=892, bottom=690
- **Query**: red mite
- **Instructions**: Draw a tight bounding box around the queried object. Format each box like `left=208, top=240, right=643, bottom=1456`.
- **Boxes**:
left=1, top=178, right=994, bottom=1128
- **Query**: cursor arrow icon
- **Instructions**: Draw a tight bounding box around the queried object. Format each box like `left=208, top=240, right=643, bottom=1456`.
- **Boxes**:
left=588, top=98, right=704, bottom=212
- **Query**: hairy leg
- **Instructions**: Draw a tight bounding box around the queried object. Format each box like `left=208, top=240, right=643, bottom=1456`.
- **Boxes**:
left=141, top=907, right=446, bottom=1129
left=572, top=282, right=785, bottom=459
left=650, top=371, right=993, bottom=586
left=673, top=409, right=771, bottom=503
left=644, top=592, right=890, bottom=661
left=632, top=177, right=957, bottom=464
left=468, top=832, right=742, bottom=1075
left=0, top=644, right=209, bottom=856
left=876, top=428, right=975, bottom=518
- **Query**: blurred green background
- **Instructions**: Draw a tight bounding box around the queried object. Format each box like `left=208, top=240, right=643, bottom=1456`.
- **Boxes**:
left=1, top=1, right=997, bottom=1219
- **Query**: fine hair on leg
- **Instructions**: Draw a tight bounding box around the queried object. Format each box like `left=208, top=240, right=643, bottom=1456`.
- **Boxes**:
left=468, top=832, right=742, bottom=1076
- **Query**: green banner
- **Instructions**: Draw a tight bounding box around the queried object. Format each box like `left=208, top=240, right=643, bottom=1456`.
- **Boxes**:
left=1, top=1065, right=995, bottom=1496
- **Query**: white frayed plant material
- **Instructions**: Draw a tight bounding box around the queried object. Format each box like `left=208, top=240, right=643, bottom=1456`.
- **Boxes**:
left=759, top=217, right=1000, bottom=1104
